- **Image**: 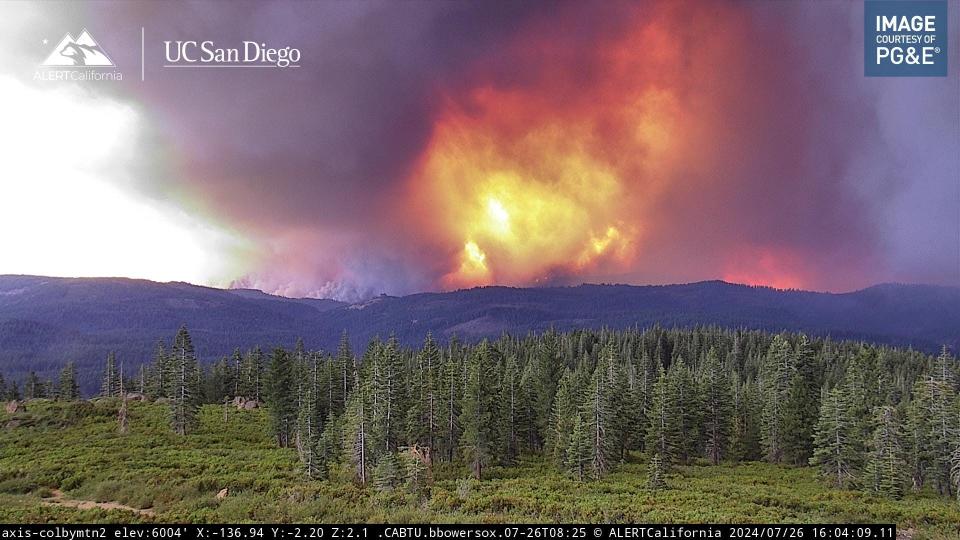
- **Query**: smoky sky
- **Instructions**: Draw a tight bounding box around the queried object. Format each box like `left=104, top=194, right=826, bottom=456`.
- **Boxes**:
left=2, top=0, right=957, bottom=300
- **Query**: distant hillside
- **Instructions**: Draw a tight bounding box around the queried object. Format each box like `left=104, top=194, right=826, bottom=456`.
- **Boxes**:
left=1, top=275, right=958, bottom=392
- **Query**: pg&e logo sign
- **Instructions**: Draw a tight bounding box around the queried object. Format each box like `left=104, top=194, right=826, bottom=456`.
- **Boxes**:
left=865, top=1, right=947, bottom=76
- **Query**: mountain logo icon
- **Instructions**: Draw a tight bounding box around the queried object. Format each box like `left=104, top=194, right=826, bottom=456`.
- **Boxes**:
left=41, top=29, right=114, bottom=67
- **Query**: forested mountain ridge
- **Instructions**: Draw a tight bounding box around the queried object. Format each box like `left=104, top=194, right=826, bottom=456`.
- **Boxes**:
left=5, top=325, right=958, bottom=515
left=1, top=274, right=958, bottom=392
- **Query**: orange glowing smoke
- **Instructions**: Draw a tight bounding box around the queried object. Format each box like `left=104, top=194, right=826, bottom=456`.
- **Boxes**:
left=722, top=246, right=807, bottom=291
left=405, top=3, right=774, bottom=290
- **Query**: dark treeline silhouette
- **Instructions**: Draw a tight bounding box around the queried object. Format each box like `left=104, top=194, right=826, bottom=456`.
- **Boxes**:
left=3, top=324, right=959, bottom=502
left=3, top=275, right=960, bottom=395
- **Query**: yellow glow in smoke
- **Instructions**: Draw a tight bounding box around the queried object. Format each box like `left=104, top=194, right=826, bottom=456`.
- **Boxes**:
left=425, top=115, right=639, bottom=288
left=455, top=240, right=489, bottom=284
left=0, top=76, right=248, bottom=285
left=486, top=197, right=511, bottom=235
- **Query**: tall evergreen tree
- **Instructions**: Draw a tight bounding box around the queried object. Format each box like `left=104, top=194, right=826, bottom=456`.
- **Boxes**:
left=810, top=387, right=857, bottom=488
left=668, top=356, right=700, bottom=464
left=231, top=348, right=243, bottom=398
left=701, top=348, right=732, bottom=464
left=24, top=371, right=45, bottom=400
left=532, top=332, right=562, bottom=449
left=169, top=325, right=200, bottom=435
left=565, top=412, right=590, bottom=481
left=437, top=348, right=462, bottom=462
left=549, top=368, right=577, bottom=468
left=782, top=336, right=820, bottom=465
left=459, top=341, right=500, bottom=480
left=343, top=371, right=372, bottom=484
left=335, top=331, right=354, bottom=415
left=761, top=336, right=794, bottom=463
left=58, top=361, right=80, bottom=401
left=101, top=352, right=120, bottom=397
left=297, top=367, right=321, bottom=478
left=865, top=405, right=906, bottom=498
left=645, top=366, right=679, bottom=466
left=266, top=347, right=297, bottom=447
left=205, top=356, right=234, bottom=403
left=581, top=351, right=618, bottom=478
left=500, top=354, right=524, bottom=463
left=242, top=346, right=265, bottom=401
left=148, top=341, right=170, bottom=399
left=369, top=336, right=406, bottom=454
left=730, top=374, right=762, bottom=461
left=647, top=453, right=666, bottom=490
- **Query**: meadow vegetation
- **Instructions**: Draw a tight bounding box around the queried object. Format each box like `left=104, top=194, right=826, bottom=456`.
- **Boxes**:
left=1, top=400, right=959, bottom=537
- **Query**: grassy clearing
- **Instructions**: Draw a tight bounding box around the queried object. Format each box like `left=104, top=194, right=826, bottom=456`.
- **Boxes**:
left=1, top=401, right=957, bottom=537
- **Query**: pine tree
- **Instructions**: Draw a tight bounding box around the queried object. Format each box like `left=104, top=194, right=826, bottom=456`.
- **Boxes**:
left=297, top=366, right=321, bottom=477
left=24, top=371, right=45, bottom=400
left=843, top=348, right=878, bottom=473
left=927, top=377, right=958, bottom=497
left=622, top=357, right=647, bottom=454
left=668, top=356, right=700, bottom=464
left=405, top=342, right=430, bottom=449
left=951, top=429, right=960, bottom=502
left=335, top=331, right=354, bottom=416
left=928, top=347, right=958, bottom=497
left=148, top=340, right=171, bottom=399
left=231, top=348, right=243, bottom=398
left=701, top=348, right=732, bottom=464
left=117, top=361, right=129, bottom=434
left=565, top=413, right=590, bottom=481
left=761, top=336, right=794, bottom=463
left=645, top=366, right=679, bottom=467
left=549, top=368, right=577, bottom=468
left=7, top=381, right=21, bottom=401
left=101, top=352, right=120, bottom=397
left=518, top=357, right=543, bottom=453
left=205, top=356, right=233, bottom=404
left=581, top=351, right=618, bottom=479
left=459, top=341, right=500, bottom=480
left=401, top=447, right=431, bottom=500
left=242, top=346, right=265, bottom=402
left=933, top=345, right=957, bottom=390
left=370, top=337, right=406, bottom=454
left=730, top=374, right=762, bottom=461
left=865, top=405, right=905, bottom=498
left=169, top=325, right=200, bottom=435
left=266, top=347, right=296, bottom=448
left=782, top=336, right=820, bottom=465
left=437, top=348, right=461, bottom=462
left=343, top=372, right=372, bottom=485
left=316, top=414, right=341, bottom=481
left=532, top=332, right=562, bottom=449
left=500, top=354, right=524, bottom=463
left=647, top=453, right=666, bottom=490
left=810, top=387, right=857, bottom=488
left=58, top=361, right=80, bottom=401
left=372, top=453, right=401, bottom=492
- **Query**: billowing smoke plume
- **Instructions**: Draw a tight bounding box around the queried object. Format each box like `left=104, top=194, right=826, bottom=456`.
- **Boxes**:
left=3, top=1, right=956, bottom=300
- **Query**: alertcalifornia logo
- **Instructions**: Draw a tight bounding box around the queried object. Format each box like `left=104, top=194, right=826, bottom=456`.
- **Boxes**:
left=34, top=28, right=123, bottom=81
left=864, top=0, right=947, bottom=76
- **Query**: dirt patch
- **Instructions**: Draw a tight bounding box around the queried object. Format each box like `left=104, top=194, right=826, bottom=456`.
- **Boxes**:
left=42, top=489, right=155, bottom=517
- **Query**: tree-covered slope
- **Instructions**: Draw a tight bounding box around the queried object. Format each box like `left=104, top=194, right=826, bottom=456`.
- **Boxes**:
left=1, top=275, right=958, bottom=392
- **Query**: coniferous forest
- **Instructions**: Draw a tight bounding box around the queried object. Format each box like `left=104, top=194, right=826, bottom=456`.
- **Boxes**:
left=4, top=325, right=959, bottom=526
